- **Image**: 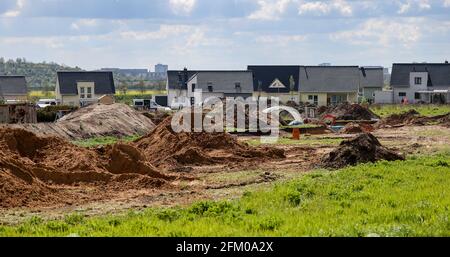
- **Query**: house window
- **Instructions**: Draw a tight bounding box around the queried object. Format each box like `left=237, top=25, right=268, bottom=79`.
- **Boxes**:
left=87, top=87, right=92, bottom=99
left=399, top=92, right=406, bottom=97
left=80, top=87, right=86, bottom=99
left=415, top=93, right=421, bottom=100
left=207, top=82, right=213, bottom=92
left=235, top=82, right=241, bottom=93
left=192, top=83, right=196, bottom=92
left=414, top=77, right=422, bottom=85
left=308, top=95, right=318, bottom=105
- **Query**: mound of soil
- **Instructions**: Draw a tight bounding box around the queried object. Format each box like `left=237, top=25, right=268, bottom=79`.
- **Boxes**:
left=340, top=122, right=374, bottom=134
left=0, top=128, right=169, bottom=208
left=135, top=117, right=286, bottom=169
left=376, top=110, right=450, bottom=128
left=57, top=103, right=155, bottom=139
left=2, top=103, right=155, bottom=140
left=321, top=103, right=380, bottom=121
left=319, top=133, right=404, bottom=169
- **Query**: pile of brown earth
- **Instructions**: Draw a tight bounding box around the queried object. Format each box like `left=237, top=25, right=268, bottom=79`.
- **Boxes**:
left=135, top=117, right=286, bottom=170
left=340, top=122, right=374, bottom=134
left=0, top=128, right=170, bottom=208
left=376, top=110, right=450, bottom=128
left=4, top=103, right=155, bottom=139
left=319, top=133, right=404, bottom=169
left=319, top=103, right=380, bottom=121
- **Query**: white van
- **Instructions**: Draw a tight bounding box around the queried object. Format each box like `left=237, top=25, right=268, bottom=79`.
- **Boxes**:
left=37, top=99, right=58, bottom=108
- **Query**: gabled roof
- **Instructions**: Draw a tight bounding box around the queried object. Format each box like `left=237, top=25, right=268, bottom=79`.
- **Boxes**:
left=360, top=67, right=384, bottom=88
left=0, top=76, right=27, bottom=96
left=299, top=66, right=360, bottom=93
left=57, top=71, right=115, bottom=95
left=167, top=70, right=198, bottom=90
left=247, top=65, right=300, bottom=93
left=187, top=71, right=253, bottom=94
left=391, top=63, right=450, bottom=88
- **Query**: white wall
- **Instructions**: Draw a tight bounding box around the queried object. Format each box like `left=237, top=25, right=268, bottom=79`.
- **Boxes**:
left=374, top=90, right=394, bottom=104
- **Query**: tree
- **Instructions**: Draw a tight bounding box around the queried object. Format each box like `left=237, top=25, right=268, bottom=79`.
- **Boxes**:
left=43, top=80, right=53, bottom=98
left=289, top=75, right=296, bottom=101
left=138, top=80, right=146, bottom=94
left=119, top=81, right=128, bottom=95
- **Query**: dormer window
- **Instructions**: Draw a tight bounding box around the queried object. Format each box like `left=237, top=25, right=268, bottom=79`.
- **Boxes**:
left=235, top=82, right=241, bottom=93
left=207, top=82, right=213, bottom=92
left=414, top=77, right=422, bottom=85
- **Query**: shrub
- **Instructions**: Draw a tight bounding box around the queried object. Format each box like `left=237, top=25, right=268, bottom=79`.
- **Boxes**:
left=37, top=105, right=78, bottom=122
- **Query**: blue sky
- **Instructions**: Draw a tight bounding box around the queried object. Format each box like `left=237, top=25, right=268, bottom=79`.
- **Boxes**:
left=0, top=0, right=449, bottom=71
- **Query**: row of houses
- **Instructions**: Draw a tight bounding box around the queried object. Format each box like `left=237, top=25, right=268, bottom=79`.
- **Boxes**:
left=166, top=62, right=450, bottom=108
left=167, top=65, right=383, bottom=108
left=1, top=62, right=449, bottom=107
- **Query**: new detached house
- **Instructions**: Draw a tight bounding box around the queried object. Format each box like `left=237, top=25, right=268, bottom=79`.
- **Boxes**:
left=167, top=69, right=253, bottom=108
left=247, top=65, right=300, bottom=103
left=0, top=76, right=28, bottom=102
left=390, top=63, right=450, bottom=104
left=299, top=66, right=360, bottom=106
left=56, top=71, right=116, bottom=107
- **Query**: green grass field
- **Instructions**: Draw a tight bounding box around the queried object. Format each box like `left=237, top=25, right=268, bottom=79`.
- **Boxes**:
left=370, top=104, right=450, bottom=118
left=1, top=153, right=449, bottom=237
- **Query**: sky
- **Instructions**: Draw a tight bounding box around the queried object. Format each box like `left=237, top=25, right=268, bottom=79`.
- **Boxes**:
left=0, top=0, right=449, bottom=71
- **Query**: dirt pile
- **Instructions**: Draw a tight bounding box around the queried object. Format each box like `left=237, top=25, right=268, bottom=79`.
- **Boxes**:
left=0, top=128, right=169, bottom=208
left=376, top=110, right=450, bottom=128
left=2, top=103, right=155, bottom=139
left=320, top=103, right=380, bottom=121
left=319, top=133, right=404, bottom=169
left=340, top=122, right=374, bottom=134
left=56, top=103, right=155, bottom=139
left=135, top=117, right=286, bottom=170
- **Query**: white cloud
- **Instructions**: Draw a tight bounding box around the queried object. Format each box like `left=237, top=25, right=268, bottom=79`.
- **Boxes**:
left=120, top=25, right=193, bottom=40
left=0, top=36, right=65, bottom=49
left=397, top=0, right=431, bottom=14
left=1, top=0, right=25, bottom=17
left=71, top=19, right=98, bottom=30
left=444, top=0, right=450, bottom=7
left=330, top=18, right=423, bottom=47
left=255, top=34, right=307, bottom=46
left=248, top=0, right=292, bottom=21
left=169, top=0, right=197, bottom=15
left=298, top=0, right=353, bottom=16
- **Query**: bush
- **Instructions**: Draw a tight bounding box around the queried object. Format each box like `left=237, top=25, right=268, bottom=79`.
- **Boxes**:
left=37, top=105, right=78, bottom=122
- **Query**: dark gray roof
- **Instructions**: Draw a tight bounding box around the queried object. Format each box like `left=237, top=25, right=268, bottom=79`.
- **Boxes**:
left=187, top=71, right=253, bottom=94
left=57, top=71, right=115, bottom=95
left=391, top=63, right=450, bottom=88
left=299, top=66, right=359, bottom=93
left=0, top=76, right=27, bottom=96
left=247, top=66, right=300, bottom=93
left=360, top=67, right=384, bottom=88
left=167, top=70, right=198, bottom=90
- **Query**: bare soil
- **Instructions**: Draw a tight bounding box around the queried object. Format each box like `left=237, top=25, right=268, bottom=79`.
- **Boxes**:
left=1, top=120, right=449, bottom=225
left=1, top=103, right=155, bottom=139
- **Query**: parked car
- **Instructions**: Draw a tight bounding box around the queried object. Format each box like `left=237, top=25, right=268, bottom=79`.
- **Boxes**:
left=37, top=99, right=58, bottom=108
left=133, top=99, right=170, bottom=112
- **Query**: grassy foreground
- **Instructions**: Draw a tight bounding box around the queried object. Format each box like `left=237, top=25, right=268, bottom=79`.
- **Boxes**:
left=1, top=154, right=449, bottom=237
left=370, top=104, right=450, bottom=118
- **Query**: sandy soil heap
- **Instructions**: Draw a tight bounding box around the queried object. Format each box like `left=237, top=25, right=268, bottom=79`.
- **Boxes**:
left=319, top=133, right=404, bottom=169
left=135, top=117, right=286, bottom=170
left=340, top=122, right=374, bottom=134
left=376, top=110, right=450, bottom=128
left=0, top=128, right=169, bottom=208
left=3, top=103, right=155, bottom=139
left=319, top=103, right=380, bottom=121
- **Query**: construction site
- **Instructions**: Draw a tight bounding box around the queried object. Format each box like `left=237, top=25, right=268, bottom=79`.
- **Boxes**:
left=0, top=101, right=449, bottom=227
